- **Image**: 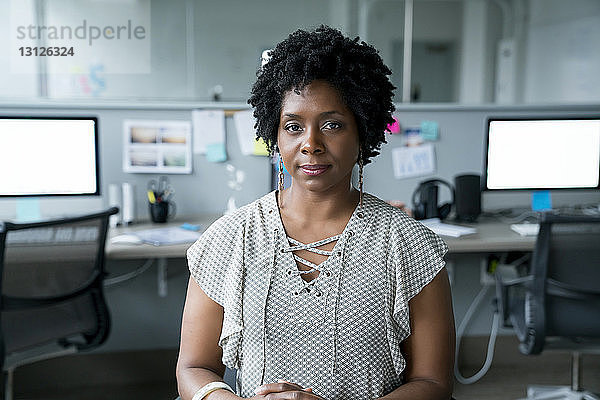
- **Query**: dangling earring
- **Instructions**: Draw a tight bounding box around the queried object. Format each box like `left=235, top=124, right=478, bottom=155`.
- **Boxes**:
left=358, top=152, right=364, bottom=209
left=278, top=153, right=285, bottom=208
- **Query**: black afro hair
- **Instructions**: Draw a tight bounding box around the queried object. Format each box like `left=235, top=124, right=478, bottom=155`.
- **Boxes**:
left=248, top=25, right=396, bottom=165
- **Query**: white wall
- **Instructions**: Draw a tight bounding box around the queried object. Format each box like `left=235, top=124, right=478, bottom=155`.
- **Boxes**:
left=524, top=0, right=600, bottom=103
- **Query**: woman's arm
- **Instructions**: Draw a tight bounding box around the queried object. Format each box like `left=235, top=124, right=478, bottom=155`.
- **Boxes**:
left=176, top=277, right=241, bottom=400
left=379, top=267, right=455, bottom=400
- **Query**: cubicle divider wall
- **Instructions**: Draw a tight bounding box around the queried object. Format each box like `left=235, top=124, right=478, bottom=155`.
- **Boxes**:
left=0, top=101, right=599, bottom=353
left=0, top=104, right=271, bottom=221
left=1, top=102, right=599, bottom=220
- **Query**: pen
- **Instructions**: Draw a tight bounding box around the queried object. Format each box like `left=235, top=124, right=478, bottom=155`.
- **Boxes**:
left=162, top=187, right=174, bottom=202
left=147, top=190, right=156, bottom=204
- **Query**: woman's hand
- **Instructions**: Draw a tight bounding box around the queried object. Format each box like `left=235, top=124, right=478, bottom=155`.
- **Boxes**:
left=253, top=379, right=324, bottom=400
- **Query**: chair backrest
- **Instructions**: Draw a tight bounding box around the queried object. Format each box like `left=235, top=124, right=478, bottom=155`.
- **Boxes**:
left=522, top=213, right=600, bottom=355
left=0, top=208, right=118, bottom=364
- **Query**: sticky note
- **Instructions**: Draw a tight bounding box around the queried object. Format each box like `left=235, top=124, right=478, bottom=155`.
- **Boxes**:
left=420, top=120, right=439, bottom=141
left=180, top=223, right=201, bottom=231
left=206, top=142, right=227, bottom=162
left=531, top=190, right=552, bottom=211
left=16, top=198, right=41, bottom=222
left=253, top=138, right=270, bottom=156
left=387, top=116, right=401, bottom=134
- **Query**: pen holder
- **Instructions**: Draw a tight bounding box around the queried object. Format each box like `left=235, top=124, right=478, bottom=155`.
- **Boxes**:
left=149, top=201, right=176, bottom=223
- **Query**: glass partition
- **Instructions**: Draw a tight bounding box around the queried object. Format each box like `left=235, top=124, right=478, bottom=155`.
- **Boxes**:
left=1, top=0, right=599, bottom=104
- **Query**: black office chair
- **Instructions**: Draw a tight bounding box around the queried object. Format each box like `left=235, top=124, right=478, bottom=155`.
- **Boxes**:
left=0, top=207, right=118, bottom=400
left=495, top=213, right=600, bottom=400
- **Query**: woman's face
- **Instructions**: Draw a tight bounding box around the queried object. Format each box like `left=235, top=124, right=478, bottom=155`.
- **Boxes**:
left=277, top=80, right=360, bottom=195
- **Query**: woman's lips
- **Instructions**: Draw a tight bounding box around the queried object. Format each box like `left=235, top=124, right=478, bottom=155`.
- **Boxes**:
left=300, top=164, right=330, bottom=176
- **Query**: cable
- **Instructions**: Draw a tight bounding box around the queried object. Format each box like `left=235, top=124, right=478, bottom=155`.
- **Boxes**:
left=496, top=210, right=540, bottom=224
left=481, top=209, right=539, bottom=224
left=103, top=258, right=155, bottom=287
left=454, top=284, right=500, bottom=384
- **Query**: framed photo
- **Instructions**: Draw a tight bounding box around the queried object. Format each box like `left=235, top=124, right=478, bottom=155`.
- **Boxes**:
left=123, top=120, right=192, bottom=174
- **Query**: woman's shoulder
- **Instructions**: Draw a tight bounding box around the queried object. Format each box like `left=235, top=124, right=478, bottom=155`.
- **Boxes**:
left=365, top=192, right=443, bottom=243
left=364, top=193, right=418, bottom=228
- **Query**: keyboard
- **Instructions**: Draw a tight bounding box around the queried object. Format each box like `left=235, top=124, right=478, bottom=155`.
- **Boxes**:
left=6, top=227, right=99, bottom=244
left=420, top=218, right=477, bottom=237
left=510, top=223, right=539, bottom=236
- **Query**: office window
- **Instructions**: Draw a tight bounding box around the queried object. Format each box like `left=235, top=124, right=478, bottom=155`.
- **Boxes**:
left=390, top=1, right=463, bottom=103
left=191, top=0, right=333, bottom=102
left=44, top=0, right=188, bottom=100
left=0, top=0, right=38, bottom=98
left=2, top=0, right=600, bottom=104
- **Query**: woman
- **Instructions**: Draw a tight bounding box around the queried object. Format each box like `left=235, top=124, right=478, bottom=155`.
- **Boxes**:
left=177, top=25, right=455, bottom=400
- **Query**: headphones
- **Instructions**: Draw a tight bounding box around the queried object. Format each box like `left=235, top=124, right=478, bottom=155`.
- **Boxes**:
left=411, top=179, right=455, bottom=220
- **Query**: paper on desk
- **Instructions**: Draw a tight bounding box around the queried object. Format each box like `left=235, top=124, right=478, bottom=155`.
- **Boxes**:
left=192, top=109, right=225, bottom=154
left=419, top=218, right=477, bottom=237
left=133, top=227, right=202, bottom=246
left=392, top=143, right=436, bottom=179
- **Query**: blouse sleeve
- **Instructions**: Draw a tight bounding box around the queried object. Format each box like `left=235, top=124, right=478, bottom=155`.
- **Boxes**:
left=391, top=216, right=449, bottom=341
left=186, top=212, right=245, bottom=370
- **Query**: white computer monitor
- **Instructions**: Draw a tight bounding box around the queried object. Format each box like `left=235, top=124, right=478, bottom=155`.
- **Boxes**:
left=0, top=116, right=100, bottom=197
left=484, top=117, right=600, bottom=191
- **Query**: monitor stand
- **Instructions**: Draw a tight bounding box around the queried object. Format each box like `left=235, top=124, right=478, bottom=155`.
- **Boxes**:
left=531, top=190, right=552, bottom=212
left=16, top=198, right=41, bottom=222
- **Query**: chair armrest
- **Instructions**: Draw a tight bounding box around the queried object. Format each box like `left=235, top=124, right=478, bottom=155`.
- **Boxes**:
left=547, top=278, right=600, bottom=301
left=502, top=275, right=533, bottom=288
left=495, top=264, right=532, bottom=327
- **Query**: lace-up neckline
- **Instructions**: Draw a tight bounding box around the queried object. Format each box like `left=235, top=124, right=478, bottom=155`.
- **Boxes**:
left=273, top=190, right=362, bottom=285
left=280, top=234, right=341, bottom=279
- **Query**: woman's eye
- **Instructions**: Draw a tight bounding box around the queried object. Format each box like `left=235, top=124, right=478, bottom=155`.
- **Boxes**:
left=285, top=124, right=302, bottom=133
left=323, top=121, right=342, bottom=130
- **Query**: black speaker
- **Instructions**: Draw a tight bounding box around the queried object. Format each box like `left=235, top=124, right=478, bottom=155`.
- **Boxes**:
left=454, top=174, right=481, bottom=222
left=411, top=179, right=454, bottom=220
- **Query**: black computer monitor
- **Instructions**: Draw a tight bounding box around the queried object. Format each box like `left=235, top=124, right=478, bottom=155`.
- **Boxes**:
left=484, top=117, right=600, bottom=191
left=0, top=116, right=100, bottom=197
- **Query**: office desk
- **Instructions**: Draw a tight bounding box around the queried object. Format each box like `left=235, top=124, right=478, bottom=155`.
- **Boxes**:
left=106, top=214, right=221, bottom=260
left=105, top=215, right=220, bottom=297
left=106, top=217, right=536, bottom=259
left=104, top=217, right=535, bottom=298
left=442, top=219, right=536, bottom=253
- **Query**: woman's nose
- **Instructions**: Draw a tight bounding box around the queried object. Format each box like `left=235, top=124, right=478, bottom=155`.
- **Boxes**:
left=300, top=125, right=325, bottom=154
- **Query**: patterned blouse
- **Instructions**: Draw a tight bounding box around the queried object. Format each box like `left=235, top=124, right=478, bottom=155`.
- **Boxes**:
left=187, top=190, right=448, bottom=400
